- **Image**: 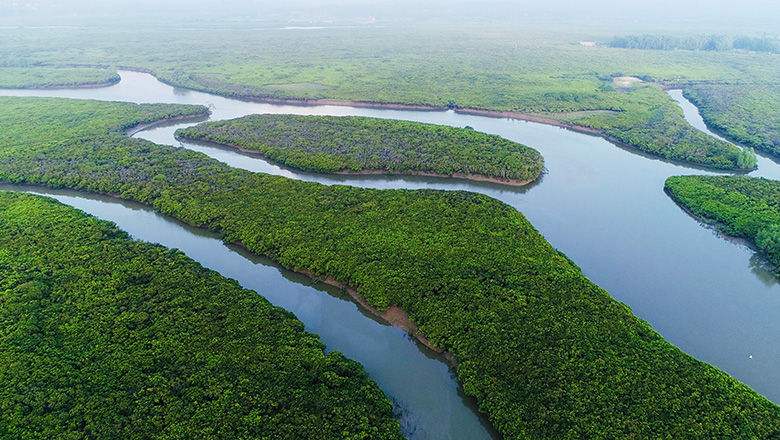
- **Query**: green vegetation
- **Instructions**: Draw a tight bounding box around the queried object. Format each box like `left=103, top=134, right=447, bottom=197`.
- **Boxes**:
left=568, top=86, right=749, bottom=169
left=665, top=175, right=780, bottom=269
left=610, top=34, right=780, bottom=53
left=2, top=95, right=780, bottom=439
left=175, top=114, right=543, bottom=182
left=1, top=26, right=773, bottom=169
left=0, top=191, right=402, bottom=439
left=684, top=84, right=780, bottom=158
left=0, top=67, right=119, bottom=89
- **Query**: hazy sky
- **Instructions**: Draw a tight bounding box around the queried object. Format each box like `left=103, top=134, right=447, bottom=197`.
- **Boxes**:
left=1, top=0, right=778, bottom=33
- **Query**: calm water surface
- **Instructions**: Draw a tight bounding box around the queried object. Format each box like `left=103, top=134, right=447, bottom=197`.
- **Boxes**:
left=2, top=73, right=780, bottom=433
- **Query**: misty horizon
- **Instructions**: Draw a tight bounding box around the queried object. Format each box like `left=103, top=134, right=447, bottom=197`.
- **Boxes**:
left=1, top=0, right=778, bottom=34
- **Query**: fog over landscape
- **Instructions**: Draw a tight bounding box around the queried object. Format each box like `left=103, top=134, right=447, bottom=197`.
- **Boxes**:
left=1, top=0, right=778, bottom=31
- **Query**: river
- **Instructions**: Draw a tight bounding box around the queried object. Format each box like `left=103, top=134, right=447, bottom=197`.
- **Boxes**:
left=2, top=72, right=780, bottom=436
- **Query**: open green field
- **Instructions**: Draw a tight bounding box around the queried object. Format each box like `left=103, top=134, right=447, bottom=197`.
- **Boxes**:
left=175, top=114, right=544, bottom=183
left=0, top=191, right=402, bottom=439
left=1, top=26, right=775, bottom=169
left=2, top=95, right=779, bottom=439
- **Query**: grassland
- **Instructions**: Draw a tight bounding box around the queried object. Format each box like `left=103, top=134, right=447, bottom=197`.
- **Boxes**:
left=1, top=95, right=779, bottom=439
left=0, top=191, right=403, bottom=439
left=175, top=114, right=544, bottom=183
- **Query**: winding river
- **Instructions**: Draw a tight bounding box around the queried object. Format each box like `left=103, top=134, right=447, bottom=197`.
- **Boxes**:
left=3, top=72, right=780, bottom=438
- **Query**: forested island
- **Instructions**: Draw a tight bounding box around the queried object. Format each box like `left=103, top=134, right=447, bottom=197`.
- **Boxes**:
left=1, top=95, right=779, bottom=439
left=666, top=175, right=780, bottom=270
left=175, top=114, right=544, bottom=184
left=0, top=191, right=402, bottom=439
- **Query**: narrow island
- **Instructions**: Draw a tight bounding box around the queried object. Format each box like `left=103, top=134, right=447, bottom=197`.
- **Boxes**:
left=665, top=175, right=780, bottom=271
left=0, top=191, right=403, bottom=439
left=175, top=114, right=544, bottom=185
left=2, top=96, right=779, bottom=439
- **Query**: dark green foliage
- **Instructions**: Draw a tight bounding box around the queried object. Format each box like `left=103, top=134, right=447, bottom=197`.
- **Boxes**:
left=610, top=34, right=780, bottom=53
left=175, top=114, right=543, bottom=182
left=0, top=67, right=119, bottom=88
left=0, top=191, right=403, bottom=439
left=666, top=175, right=780, bottom=268
left=2, top=96, right=780, bottom=439
left=684, top=85, right=780, bottom=158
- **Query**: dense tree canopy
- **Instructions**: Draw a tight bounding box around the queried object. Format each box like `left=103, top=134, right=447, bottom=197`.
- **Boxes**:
left=0, top=67, right=119, bottom=89
left=175, top=114, right=544, bottom=182
left=0, top=191, right=403, bottom=439
left=610, top=34, right=780, bottom=53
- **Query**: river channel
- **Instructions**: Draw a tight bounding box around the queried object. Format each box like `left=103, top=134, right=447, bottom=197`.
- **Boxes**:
left=3, top=72, right=780, bottom=436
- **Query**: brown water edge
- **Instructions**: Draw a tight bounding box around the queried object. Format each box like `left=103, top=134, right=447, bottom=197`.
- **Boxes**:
left=131, top=111, right=465, bottom=368
left=293, top=267, right=459, bottom=369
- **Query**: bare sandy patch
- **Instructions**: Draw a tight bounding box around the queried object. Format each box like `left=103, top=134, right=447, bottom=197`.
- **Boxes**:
left=613, top=76, right=643, bottom=88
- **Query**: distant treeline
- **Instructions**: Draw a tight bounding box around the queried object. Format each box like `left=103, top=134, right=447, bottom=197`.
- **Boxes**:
left=610, top=34, right=780, bottom=53
left=175, top=114, right=544, bottom=183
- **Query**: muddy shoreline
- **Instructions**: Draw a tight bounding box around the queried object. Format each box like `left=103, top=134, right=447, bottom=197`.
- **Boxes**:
left=293, top=268, right=458, bottom=368
left=664, top=186, right=763, bottom=252
left=116, top=111, right=464, bottom=368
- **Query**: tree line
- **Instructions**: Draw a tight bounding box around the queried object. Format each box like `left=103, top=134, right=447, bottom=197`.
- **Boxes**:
left=610, top=34, right=780, bottom=53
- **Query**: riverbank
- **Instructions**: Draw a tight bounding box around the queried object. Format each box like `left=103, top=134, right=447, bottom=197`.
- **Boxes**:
left=664, top=186, right=759, bottom=251
left=0, top=190, right=405, bottom=440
